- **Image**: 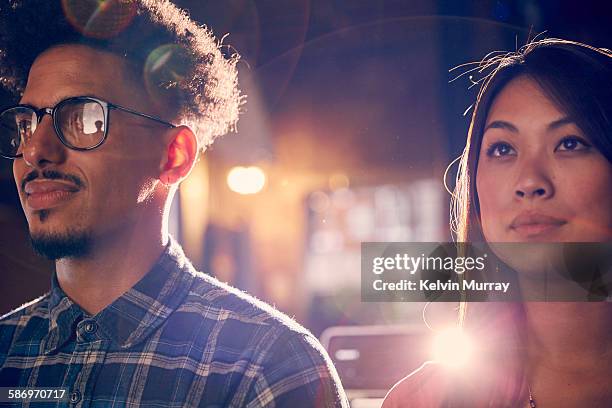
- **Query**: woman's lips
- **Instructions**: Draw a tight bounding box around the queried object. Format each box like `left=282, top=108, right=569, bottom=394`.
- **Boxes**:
left=509, top=212, right=567, bottom=237
left=511, top=223, right=565, bottom=237
left=25, top=180, right=80, bottom=210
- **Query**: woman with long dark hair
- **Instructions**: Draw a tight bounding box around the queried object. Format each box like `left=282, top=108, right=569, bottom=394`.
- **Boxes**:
left=383, top=39, right=612, bottom=407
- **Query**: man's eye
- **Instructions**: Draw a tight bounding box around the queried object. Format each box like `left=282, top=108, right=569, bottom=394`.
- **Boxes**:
left=556, top=136, right=591, bottom=152
left=485, top=142, right=515, bottom=157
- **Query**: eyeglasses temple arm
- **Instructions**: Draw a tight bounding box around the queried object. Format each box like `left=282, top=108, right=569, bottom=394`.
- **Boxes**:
left=108, top=103, right=176, bottom=128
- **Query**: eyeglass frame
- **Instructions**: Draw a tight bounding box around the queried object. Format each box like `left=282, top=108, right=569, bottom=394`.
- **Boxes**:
left=0, top=95, right=176, bottom=159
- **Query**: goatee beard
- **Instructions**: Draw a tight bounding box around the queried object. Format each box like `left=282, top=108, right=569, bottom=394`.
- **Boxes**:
left=30, top=230, right=93, bottom=260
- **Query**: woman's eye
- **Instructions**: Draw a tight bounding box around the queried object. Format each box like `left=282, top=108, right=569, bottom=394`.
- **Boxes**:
left=556, top=136, right=590, bottom=152
left=486, top=142, right=515, bottom=157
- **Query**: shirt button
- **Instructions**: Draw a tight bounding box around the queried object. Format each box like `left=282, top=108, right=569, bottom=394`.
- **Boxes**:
left=76, top=319, right=98, bottom=342
left=83, top=321, right=97, bottom=334
left=70, top=390, right=82, bottom=404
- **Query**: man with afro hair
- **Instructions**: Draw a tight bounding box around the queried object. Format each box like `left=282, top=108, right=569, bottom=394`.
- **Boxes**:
left=0, top=1, right=347, bottom=406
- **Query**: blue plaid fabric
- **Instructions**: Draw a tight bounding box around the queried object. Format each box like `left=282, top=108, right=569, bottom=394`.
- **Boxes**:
left=0, top=237, right=348, bottom=407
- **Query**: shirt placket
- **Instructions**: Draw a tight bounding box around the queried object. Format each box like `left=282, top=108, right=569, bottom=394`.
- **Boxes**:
left=62, top=318, right=108, bottom=408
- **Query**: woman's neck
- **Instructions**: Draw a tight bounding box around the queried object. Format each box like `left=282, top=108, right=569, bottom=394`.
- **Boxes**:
left=523, top=302, right=612, bottom=371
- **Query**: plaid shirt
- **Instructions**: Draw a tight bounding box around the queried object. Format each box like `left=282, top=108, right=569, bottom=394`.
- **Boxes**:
left=0, top=237, right=348, bottom=407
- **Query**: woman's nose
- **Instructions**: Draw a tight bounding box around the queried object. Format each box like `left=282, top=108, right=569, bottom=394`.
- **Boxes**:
left=513, top=160, right=554, bottom=200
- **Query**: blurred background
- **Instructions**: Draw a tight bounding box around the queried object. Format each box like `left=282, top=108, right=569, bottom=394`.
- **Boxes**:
left=0, top=0, right=608, bottom=403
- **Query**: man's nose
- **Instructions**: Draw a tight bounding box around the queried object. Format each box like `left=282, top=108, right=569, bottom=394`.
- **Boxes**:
left=21, top=116, right=67, bottom=168
left=513, top=159, right=554, bottom=200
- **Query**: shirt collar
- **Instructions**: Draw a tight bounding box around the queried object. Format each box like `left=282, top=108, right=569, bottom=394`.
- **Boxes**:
left=44, top=236, right=196, bottom=353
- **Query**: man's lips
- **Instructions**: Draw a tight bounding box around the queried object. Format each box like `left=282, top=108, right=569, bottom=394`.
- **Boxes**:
left=509, top=212, right=567, bottom=237
left=24, top=180, right=80, bottom=210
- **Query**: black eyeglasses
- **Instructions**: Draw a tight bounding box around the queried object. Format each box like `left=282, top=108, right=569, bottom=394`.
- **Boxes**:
left=0, top=96, right=175, bottom=159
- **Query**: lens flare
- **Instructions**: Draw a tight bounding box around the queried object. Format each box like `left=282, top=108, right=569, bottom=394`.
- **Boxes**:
left=61, top=0, right=137, bottom=39
left=144, top=44, right=191, bottom=110
left=431, top=327, right=473, bottom=368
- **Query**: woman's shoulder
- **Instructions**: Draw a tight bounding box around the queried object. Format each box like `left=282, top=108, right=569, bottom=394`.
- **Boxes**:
left=382, top=358, right=525, bottom=408
left=382, top=362, right=460, bottom=408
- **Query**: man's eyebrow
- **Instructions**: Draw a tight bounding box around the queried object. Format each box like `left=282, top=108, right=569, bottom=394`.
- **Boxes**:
left=19, top=94, right=89, bottom=108
left=484, top=120, right=518, bottom=133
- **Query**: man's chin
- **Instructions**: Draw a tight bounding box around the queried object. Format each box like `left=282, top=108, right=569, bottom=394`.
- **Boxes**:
left=30, top=230, right=92, bottom=260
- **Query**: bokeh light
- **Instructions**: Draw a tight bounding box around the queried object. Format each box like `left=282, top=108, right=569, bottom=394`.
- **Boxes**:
left=61, top=0, right=137, bottom=39
left=227, top=166, right=266, bottom=195
left=328, top=173, right=350, bottom=191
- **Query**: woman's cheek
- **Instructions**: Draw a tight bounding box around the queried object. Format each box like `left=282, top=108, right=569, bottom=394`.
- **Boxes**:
left=556, top=161, right=612, bottom=240
left=477, top=170, right=509, bottom=242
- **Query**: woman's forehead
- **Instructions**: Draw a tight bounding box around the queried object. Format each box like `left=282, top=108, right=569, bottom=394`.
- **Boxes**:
left=487, top=78, right=556, bottom=119
left=482, top=77, right=576, bottom=137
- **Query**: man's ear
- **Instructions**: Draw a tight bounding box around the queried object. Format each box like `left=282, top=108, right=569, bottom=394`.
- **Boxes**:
left=159, top=125, right=198, bottom=185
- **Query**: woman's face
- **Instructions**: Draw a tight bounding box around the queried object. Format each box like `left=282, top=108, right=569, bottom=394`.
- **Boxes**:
left=476, top=76, right=612, bottom=244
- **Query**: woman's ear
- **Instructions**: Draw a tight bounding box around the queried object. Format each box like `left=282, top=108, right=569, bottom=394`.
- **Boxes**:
left=158, top=125, right=198, bottom=185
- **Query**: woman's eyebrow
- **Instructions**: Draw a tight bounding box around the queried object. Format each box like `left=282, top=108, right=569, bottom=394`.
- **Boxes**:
left=547, top=116, right=575, bottom=131
left=484, top=117, right=576, bottom=134
left=484, top=120, right=518, bottom=133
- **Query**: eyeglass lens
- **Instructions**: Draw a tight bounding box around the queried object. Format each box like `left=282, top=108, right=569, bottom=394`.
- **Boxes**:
left=0, top=99, right=106, bottom=158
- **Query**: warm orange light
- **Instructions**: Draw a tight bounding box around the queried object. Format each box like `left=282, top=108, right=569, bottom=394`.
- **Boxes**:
left=227, top=166, right=266, bottom=195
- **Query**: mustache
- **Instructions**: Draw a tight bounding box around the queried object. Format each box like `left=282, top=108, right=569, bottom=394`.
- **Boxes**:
left=21, top=169, right=85, bottom=193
